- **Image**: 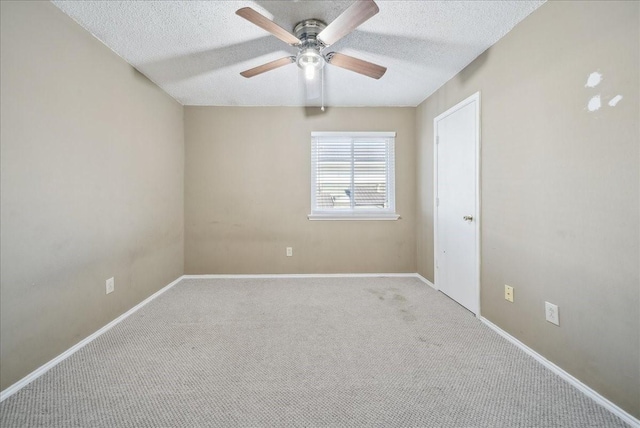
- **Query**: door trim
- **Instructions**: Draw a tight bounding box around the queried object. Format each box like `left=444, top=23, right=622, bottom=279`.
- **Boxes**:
left=433, top=91, right=481, bottom=317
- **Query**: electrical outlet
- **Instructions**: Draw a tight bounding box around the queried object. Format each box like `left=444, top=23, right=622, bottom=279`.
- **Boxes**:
left=286, top=247, right=293, bottom=257
left=504, top=285, right=514, bottom=302
left=106, top=277, right=114, bottom=294
left=545, top=301, right=559, bottom=326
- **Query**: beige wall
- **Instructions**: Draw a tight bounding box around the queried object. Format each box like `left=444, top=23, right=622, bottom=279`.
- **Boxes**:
left=0, top=2, right=184, bottom=390
left=416, top=1, right=639, bottom=416
left=185, top=107, right=416, bottom=274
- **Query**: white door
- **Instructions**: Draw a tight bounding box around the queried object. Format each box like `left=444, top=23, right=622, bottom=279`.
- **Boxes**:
left=434, top=93, right=480, bottom=315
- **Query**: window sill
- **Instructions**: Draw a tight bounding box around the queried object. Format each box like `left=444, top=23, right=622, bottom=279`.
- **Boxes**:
left=308, top=213, right=400, bottom=221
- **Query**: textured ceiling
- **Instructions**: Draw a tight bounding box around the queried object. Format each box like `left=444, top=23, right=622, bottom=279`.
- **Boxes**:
left=51, top=1, right=544, bottom=107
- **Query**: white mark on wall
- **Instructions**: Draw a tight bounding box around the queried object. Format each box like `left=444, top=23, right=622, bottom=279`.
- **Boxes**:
left=608, top=95, right=623, bottom=107
left=584, top=72, right=624, bottom=112
left=587, top=95, right=601, bottom=112
left=585, top=72, right=602, bottom=88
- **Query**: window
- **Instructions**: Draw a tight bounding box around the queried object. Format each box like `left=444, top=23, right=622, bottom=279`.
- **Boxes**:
left=309, top=132, right=398, bottom=220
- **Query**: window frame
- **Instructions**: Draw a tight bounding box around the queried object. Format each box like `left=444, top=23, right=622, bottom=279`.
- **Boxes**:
left=308, top=131, right=399, bottom=221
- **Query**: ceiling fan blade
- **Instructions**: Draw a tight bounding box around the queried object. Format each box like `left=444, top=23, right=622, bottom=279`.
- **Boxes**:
left=240, top=56, right=295, bottom=78
left=236, top=7, right=301, bottom=46
left=326, top=52, right=386, bottom=79
left=317, top=0, right=379, bottom=47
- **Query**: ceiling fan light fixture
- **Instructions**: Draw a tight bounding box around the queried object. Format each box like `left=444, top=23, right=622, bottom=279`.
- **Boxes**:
left=296, top=48, right=324, bottom=80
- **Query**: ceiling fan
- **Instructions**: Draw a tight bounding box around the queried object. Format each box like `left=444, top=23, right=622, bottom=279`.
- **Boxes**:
left=236, top=0, right=387, bottom=81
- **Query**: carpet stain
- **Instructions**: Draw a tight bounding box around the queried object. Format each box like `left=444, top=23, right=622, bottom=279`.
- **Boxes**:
left=393, top=294, right=406, bottom=302
left=366, top=289, right=387, bottom=300
left=400, top=309, right=416, bottom=322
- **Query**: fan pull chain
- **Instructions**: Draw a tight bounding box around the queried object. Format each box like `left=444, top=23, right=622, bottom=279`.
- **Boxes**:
left=321, top=66, right=325, bottom=111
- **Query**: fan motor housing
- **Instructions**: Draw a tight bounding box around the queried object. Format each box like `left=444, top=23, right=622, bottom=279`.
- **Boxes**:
left=294, top=19, right=327, bottom=46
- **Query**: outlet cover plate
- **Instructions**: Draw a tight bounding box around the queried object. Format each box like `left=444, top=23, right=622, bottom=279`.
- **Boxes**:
left=505, top=285, right=514, bottom=302
left=106, top=277, right=114, bottom=294
left=286, top=247, right=293, bottom=257
left=545, top=301, right=559, bottom=325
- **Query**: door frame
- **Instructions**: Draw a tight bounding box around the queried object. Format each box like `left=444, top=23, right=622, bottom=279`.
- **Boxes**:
left=433, top=91, right=481, bottom=317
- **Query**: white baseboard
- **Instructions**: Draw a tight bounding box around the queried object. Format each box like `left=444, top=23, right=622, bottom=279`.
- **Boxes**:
left=183, top=273, right=438, bottom=292
left=480, top=317, right=639, bottom=428
left=182, top=273, right=423, bottom=280
left=0, top=275, right=185, bottom=403
left=413, top=273, right=438, bottom=290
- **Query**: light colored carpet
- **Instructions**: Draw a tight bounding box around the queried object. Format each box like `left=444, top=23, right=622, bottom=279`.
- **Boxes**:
left=0, top=277, right=630, bottom=427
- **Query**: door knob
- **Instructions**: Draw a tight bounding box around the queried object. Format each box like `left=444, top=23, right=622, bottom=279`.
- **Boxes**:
left=463, top=215, right=473, bottom=222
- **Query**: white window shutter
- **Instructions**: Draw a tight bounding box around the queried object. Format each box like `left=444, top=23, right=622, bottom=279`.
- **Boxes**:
left=310, top=132, right=397, bottom=220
